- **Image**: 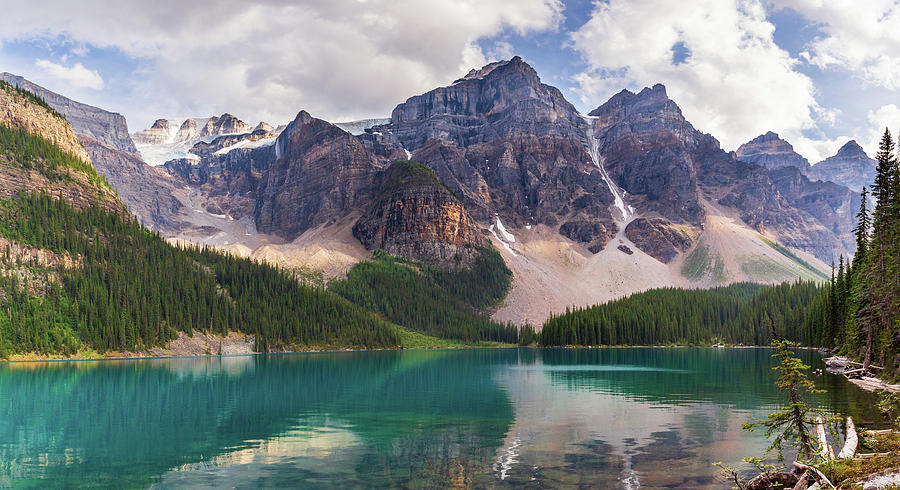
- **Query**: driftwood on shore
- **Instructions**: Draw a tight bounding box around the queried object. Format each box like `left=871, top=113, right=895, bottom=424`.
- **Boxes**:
left=816, top=416, right=836, bottom=461
left=837, top=417, right=858, bottom=459
left=793, top=462, right=836, bottom=489
left=823, top=356, right=900, bottom=392
left=854, top=452, right=893, bottom=459
left=815, top=415, right=857, bottom=462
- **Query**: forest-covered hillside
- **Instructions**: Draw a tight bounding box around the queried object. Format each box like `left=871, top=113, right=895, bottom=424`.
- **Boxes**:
left=539, top=281, right=823, bottom=346
left=329, top=249, right=518, bottom=343
left=0, top=87, right=405, bottom=356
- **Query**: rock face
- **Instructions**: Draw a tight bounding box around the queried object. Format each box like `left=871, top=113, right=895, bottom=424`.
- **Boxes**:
left=0, top=83, right=121, bottom=213
left=361, top=56, right=618, bottom=253
left=80, top=137, right=185, bottom=231
left=132, top=119, right=173, bottom=145
left=254, top=111, right=382, bottom=238
left=589, top=84, right=705, bottom=226
left=354, top=161, right=484, bottom=268
left=1, top=73, right=185, bottom=232
left=587, top=84, right=854, bottom=262
left=736, top=132, right=810, bottom=172
left=808, top=140, right=877, bottom=192
left=0, top=82, right=91, bottom=163
left=624, top=218, right=695, bottom=264
left=172, top=114, right=252, bottom=143
left=0, top=72, right=138, bottom=155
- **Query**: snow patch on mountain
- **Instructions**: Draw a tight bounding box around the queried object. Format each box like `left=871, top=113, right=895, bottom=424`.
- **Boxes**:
left=489, top=214, right=517, bottom=256
left=582, top=115, right=634, bottom=223
left=214, top=136, right=277, bottom=156
left=334, top=118, right=391, bottom=135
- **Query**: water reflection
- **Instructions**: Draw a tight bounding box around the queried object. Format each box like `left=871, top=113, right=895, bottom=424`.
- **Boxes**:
left=0, top=348, right=883, bottom=488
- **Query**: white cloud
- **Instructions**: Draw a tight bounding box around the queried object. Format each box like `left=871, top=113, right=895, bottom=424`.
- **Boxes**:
left=569, top=0, right=825, bottom=157
left=34, top=59, right=104, bottom=90
left=0, top=0, right=563, bottom=130
left=863, top=105, right=900, bottom=155
left=773, top=0, right=900, bottom=90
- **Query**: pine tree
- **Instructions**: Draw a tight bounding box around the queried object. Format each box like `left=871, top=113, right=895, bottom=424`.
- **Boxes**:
left=858, top=129, right=898, bottom=369
left=853, top=187, right=871, bottom=271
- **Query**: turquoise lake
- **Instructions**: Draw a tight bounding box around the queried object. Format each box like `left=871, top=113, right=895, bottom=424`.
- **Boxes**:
left=0, top=348, right=882, bottom=488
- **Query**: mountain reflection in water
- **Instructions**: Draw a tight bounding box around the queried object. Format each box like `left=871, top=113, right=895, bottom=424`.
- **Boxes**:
left=0, top=348, right=882, bottom=488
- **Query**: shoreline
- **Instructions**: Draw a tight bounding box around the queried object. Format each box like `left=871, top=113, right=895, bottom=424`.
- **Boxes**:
left=2, top=343, right=830, bottom=364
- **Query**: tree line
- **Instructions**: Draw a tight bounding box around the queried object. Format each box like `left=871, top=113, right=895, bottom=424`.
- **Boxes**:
left=539, top=281, right=824, bottom=346
left=810, top=128, right=900, bottom=373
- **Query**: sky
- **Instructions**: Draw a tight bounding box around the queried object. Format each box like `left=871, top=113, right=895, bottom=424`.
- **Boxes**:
left=0, top=0, right=899, bottom=163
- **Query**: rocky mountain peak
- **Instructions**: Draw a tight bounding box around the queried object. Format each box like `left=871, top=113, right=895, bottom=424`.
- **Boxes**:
left=638, top=83, right=668, bottom=100
left=836, top=139, right=865, bottom=158
left=254, top=121, right=274, bottom=133
left=735, top=131, right=810, bottom=171
left=150, top=119, right=169, bottom=130
left=454, top=55, right=531, bottom=80
left=391, top=56, right=578, bottom=135
left=808, top=139, right=876, bottom=192
left=587, top=83, right=695, bottom=140
left=255, top=110, right=381, bottom=239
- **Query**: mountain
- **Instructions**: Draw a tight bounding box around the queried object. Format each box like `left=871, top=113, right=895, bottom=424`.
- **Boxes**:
left=254, top=110, right=383, bottom=238
left=0, top=72, right=137, bottom=155
left=131, top=119, right=173, bottom=144
left=133, top=114, right=252, bottom=145
left=588, top=84, right=853, bottom=263
left=0, top=80, right=405, bottom=357
left=735, top=131, right=811, bottom=172
left=365, top=56, right=619, bottom=254
left=10, top=58, right=861, bottom=327
left=126, top=57, right=858, bottom=326
left=808, top=140, right=877, bottom=192
left=0, top=73, right=185, bottom=233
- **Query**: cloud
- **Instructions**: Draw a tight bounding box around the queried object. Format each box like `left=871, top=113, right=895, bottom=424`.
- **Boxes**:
left=34, top=59, right=104, bottom=89
left=0, top=0, right=563, bottom=129
left=569, top=0, right=825, bottom=157
left=773, top=1, right=900, bottom=90
left=863, top=104, right=900, bottom=155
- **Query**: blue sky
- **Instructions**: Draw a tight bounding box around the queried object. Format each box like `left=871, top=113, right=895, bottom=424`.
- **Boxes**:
left=1, top=0, right=899, bottom=162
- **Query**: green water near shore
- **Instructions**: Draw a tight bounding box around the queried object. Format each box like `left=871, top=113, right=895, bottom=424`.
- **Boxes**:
left=0, top=348, right=881, bottom=488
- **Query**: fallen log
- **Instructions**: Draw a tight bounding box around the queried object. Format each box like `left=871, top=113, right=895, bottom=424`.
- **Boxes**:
left=816, top=416, right=835, bottom=461
left=864, top=429, right=894, bottom=435
left=854, top=452, right=893, bottom=459
left=792, top=462, right=835, bottom=490
left=838, top=417, right=857, bottom=459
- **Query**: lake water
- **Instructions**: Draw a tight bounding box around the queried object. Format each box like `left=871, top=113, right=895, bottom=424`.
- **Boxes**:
left=0, top=348, right=882, bottom=488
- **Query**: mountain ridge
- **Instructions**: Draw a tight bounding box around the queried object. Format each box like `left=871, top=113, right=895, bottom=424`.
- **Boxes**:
left=1, top=58, right=868, bottom=326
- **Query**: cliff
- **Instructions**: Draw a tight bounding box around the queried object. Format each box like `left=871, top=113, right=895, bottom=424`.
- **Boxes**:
left=354, top=161, right=485, bottom=268
left=808, top=140, right=877, bottom=192
left=254, top=111, right=382, bottom=238
left=0, top=72, right=138, bottom=155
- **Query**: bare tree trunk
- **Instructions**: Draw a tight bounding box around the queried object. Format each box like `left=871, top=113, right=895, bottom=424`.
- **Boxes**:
left=864, top=322, right=873, bottom=371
